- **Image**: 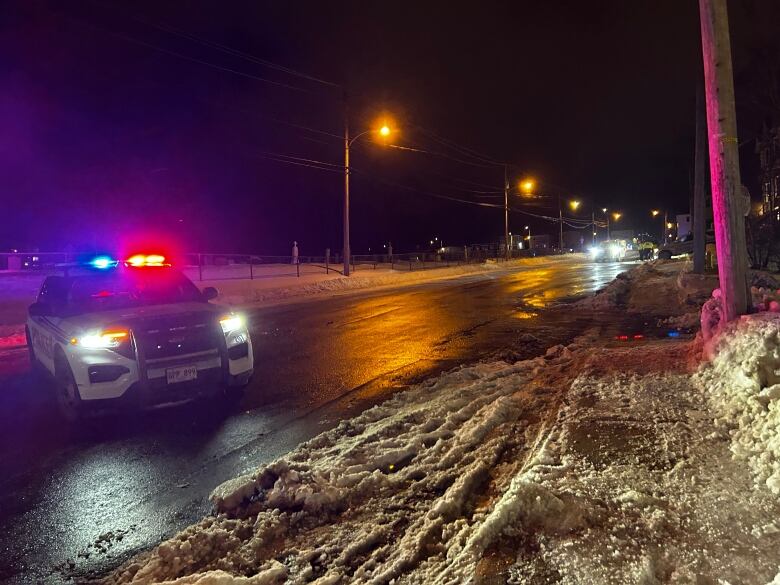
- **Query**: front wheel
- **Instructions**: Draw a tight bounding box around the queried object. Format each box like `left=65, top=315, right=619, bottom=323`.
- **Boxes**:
left=55, top=354, right=83, bottom=422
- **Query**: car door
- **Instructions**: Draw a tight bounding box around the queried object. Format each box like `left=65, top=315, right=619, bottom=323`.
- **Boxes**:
left=28, top=276, right=69, bottom=373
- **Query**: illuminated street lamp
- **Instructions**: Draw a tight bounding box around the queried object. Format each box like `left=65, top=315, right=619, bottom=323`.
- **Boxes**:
left=651, top=210, right=660, bottom=217
left=520, top=179, right=535, bottom=194
left=344, top=120, right=393, bottom=276
left=570, top=200, right=581, bottom=211
left=612, top=212, right=622, bottom=221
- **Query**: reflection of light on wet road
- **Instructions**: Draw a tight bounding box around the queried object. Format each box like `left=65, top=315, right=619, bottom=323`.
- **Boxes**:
left=514, top=310, right=538, bottom=319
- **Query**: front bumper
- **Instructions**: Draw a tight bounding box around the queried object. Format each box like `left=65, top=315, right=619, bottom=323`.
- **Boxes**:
left=66, top=335, right=253, bottom=405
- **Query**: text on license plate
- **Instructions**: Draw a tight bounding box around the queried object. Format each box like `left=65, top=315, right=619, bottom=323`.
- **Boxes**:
left=166, top=365, right=198, bottom=384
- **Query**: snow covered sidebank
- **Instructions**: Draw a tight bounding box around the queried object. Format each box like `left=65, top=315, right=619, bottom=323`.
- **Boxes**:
left=107, top=332, right=780, bottom=585
left=697, top=313, right=780, bottom=494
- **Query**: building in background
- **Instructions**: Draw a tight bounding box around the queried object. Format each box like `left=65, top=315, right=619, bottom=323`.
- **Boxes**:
left=676, top=214, right=692, bottom=241
left=757, top=125, right=780, bottom=221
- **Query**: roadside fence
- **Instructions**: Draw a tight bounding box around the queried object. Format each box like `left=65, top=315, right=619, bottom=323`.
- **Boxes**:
left=0, top=245, right=557, bottom=282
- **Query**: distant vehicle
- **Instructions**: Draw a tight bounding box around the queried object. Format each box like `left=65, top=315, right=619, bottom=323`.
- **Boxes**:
left=656, top=234, right=714, bottom=260
left=26, top=253, right=253, bottom=419
left=588, top=240, right=627, bottom=262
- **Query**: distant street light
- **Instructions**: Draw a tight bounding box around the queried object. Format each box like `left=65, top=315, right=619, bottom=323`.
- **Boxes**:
left=612, top=212, right=622, bottom=221
left=651, top=210, right=660, bottom=217
left=344, top=119, right=393, bottom=276
left=519, top=179, right=535, bottom=194
left=570, top=200, right=581, bottom=211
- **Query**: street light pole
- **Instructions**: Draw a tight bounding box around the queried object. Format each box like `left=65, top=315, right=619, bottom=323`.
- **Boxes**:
left=504, top=165, right=510, bottom=259
left=663, top=211, right=668, bottom=246
left=343, top=107, right=351, bottom=277
left=558, top=195, right=564, bottom=251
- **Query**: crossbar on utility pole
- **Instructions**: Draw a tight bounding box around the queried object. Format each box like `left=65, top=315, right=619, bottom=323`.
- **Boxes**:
left=699, top=0, right=749, bottom=321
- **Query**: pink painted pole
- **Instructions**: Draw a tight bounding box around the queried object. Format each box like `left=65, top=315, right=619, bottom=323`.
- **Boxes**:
left=699, top=0, right=749, bottom=322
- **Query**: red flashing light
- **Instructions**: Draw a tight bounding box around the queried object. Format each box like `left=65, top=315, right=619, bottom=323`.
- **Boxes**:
left=633, top=334, right=644, bottom=340
left=616, top=335, right=629, bottom=341
left=125, top=254, right=168, bottom=267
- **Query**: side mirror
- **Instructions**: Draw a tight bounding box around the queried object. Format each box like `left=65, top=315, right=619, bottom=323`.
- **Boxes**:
left=202, top=287, right=219, bottom=301
left=29, top=302, right=50, bottom=317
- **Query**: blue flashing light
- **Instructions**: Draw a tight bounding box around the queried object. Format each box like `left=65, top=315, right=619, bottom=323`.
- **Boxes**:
left=667, top=330, right=681, bottom=338
left=90, top=256, right=118, bottom=270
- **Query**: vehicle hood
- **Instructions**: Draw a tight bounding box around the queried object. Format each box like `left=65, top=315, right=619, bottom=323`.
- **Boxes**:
left=61, top=302, right=222, bottom=332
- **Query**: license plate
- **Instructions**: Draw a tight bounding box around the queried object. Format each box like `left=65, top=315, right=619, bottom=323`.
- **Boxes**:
left=166, top=365, right=198, bottom=384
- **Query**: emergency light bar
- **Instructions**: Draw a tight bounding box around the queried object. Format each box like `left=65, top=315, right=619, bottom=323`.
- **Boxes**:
left=125, top=254, right=168, bottom=267
left=90, top=256, right=118, bottom=269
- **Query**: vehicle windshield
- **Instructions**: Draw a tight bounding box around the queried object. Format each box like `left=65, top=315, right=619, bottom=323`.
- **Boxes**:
left=65, top=269, right=203, bottom=315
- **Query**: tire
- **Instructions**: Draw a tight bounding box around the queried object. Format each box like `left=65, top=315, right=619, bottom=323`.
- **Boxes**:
left=25, top=326, right=38, bottom=367
left=54, top=352, right=84, bottom=422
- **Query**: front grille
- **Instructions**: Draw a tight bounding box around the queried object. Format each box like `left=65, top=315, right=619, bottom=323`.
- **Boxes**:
left=134, top=312, right=221, bottom=361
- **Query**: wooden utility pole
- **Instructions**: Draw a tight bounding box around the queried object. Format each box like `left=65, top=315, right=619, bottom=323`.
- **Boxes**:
left=504, top=165, right=510, bottom=259
left=699, top=0, right=749, bottom=321
left=693, top=82, right=707, bottom=274
left=343, top=97, right=351, bottom=277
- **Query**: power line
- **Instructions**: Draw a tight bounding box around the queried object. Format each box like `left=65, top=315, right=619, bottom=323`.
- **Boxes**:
left=253, top=151, right=343, bottom=173
left=60, top=10, right=313, bottom=93
left=383, top=143, right=502, bottom=168
left=414, top=126, right=505, bottom=166
left=132, top=16, right=341, bottom=89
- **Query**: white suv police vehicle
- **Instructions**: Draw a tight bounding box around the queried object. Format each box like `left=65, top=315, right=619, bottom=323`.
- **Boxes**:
left=25, top=255, right=253, bottom=418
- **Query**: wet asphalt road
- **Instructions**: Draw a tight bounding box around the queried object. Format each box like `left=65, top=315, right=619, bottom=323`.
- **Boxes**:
left=0, top=259, right=626, bottom=584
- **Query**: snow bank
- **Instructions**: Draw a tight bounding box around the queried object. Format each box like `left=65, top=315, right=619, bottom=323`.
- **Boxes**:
left=108, top=351, right=582, bottom=585
left=209, top=255, right=582, bottom=308
left=697, top=313, right=780, bottom=493
left=109, top=334, right=780, bottom=584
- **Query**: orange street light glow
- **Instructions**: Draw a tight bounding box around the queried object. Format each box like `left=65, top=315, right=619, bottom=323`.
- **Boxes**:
left=651, top=210, right=660, bottom=217
left=520, top=179, right=535, bottom=194
left=379, top=125, right=391, bottom=137
left=570, top=200, right=581, bottom=210
left=612, top=212, right=622, bottom=221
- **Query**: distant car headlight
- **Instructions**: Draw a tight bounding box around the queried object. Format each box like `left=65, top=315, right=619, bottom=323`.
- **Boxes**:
left=220, top=313, right=245, bottom=334
left=588, top=247, right=603, bottom=258
left=71, top=328, right=129, bottom=349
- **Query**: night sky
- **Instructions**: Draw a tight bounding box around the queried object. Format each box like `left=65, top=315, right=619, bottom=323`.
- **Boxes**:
left=1, top=1, right=777, bottom=254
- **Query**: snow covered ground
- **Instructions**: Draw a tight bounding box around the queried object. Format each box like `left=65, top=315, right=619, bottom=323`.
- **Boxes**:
left=106, top=313, right=780, bottom=584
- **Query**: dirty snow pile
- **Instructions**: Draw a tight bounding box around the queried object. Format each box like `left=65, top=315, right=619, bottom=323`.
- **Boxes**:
left=108, top=349, right=581, bottom=585
left=697, top=313, right=780, bottom=494
left=108, top=336, right=780, bottom=585
left=575, top=261, right=715, bottom=320
left=521, top=344, right=780, bottom=584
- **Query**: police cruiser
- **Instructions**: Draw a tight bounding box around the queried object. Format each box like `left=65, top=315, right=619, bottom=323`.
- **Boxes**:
left=25, top=254, right=253, bottom=419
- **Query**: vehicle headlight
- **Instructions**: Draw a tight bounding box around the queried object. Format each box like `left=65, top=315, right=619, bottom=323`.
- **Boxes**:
left=220, top=313, right=245, bottom=334
left=71, top=328, right=129, bottom=349
left=588, top=247, right=603, bottom=257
